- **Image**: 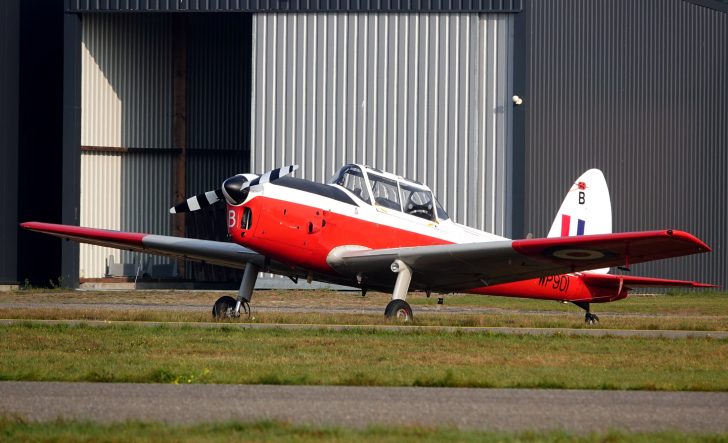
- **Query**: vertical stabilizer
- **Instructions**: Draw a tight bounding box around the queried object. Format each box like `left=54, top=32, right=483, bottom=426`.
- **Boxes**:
left=547, top=169, right=612, bottom=273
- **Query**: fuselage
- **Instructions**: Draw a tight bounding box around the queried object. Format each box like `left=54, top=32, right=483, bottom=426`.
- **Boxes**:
left=226, top=176, right=624, bottom=304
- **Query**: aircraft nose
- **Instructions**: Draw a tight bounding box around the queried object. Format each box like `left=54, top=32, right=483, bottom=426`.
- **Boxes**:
left=222, top=175, right=250, bottom=205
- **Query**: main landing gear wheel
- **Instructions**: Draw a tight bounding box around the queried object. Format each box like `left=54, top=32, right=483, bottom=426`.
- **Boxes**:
left=212, top=296, right=237, bottom=319
left=585, top=312, right=600, bottom=325
left=384, top=299, right=413, bottom=322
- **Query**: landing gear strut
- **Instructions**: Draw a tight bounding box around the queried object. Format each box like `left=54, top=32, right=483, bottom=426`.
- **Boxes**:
left=384, top=259, right=413, bottom=321
left=212, top=263, right=260, bottom=319
left=573, top=302, right=600, bottom=325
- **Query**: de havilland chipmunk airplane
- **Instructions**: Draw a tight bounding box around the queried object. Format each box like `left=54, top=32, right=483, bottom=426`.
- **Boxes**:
left=22, top=164, right=714, bottom=323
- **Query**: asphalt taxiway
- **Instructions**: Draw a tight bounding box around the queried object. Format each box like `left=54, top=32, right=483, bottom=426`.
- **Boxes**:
left=1, top=382, right=726, bottom=433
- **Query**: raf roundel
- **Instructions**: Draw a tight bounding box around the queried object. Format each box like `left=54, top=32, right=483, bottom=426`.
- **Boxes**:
left=551, top=248, right=606, bottom=260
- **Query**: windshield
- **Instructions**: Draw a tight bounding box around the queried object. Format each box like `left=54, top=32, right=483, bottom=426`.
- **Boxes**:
left=368, top=173, right=401, bottom=210
left=399, top=182, right=435, bottom=221
left=330, top=165, right=371, bottom=204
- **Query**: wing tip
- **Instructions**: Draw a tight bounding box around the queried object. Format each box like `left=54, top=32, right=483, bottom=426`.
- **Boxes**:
left=665, top=229, right=712, bottom=252
left=20, top=221, right=46, bottom=231
left=692, top=282, right=719, bottom=288
left=20, top=221, right=147, bottom=246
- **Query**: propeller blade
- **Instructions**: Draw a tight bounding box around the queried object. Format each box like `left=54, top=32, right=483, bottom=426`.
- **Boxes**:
left=169, top=189, right=225, bottom=214
left=247, top=164, right=299, bottom=188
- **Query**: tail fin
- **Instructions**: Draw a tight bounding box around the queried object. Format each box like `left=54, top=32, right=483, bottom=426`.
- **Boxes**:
left=547, top=169, right=612, bottom=274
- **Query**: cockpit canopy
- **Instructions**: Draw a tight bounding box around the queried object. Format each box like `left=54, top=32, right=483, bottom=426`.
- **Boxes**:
left=329, top=164, right=449, bottom=221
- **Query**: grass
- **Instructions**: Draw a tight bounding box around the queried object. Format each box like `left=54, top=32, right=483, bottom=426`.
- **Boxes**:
left=2, top=307, right=727, bottom=331
left=1, top=289, right=727, bottom=331
left=411, top=290, right=728, bottom=315
left=1, top=323, right=726, bottom=390
left=4, top=288, right=727, bottom=316
left=1, top=418, right=727, bottom=443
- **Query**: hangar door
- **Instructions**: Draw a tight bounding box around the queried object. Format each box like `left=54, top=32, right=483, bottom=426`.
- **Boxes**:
left=79, top=14, right=251, bottom=280
left=251, top=13, right=515, bottom=235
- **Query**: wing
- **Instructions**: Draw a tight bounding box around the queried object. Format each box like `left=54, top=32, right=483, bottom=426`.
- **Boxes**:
left=327, top=230, right=711, bottom=291
left=21, top=222, right=265, bottom=270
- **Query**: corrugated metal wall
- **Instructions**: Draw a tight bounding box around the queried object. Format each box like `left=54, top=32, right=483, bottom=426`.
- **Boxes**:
left=80, top=142, right=173, bottom=277
left=251, top=13, right=514, bottom=234
left=80, top=13, right=252, bottom=279
left=80, top=152, right=121, bottom=278
left=521, top=0, right=728, bottom=286
left=81, top=14, right=175, bottom=278
left=0, top=0, right=20, bottom=284
left=81, top=14, right=173, bottom=148
left=119, top=152, right=175, bottom=273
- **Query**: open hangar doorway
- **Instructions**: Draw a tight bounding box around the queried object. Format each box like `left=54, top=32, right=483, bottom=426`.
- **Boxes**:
left=77, top=13, right=251, bottom=285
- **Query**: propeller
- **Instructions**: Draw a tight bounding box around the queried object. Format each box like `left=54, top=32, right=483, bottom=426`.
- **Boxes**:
left=169, top=165, right=299, bottom=214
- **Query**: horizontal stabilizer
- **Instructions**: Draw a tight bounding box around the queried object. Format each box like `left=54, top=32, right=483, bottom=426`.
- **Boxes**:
left=580, top=272, right=717, bottom=289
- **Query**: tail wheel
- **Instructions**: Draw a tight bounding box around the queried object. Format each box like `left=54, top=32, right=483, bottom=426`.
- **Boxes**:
left=384, top=299, right=413, bottom=322
left=585, top=312, right=600, bottom=325
left=212, top=295, right=237, bottom=319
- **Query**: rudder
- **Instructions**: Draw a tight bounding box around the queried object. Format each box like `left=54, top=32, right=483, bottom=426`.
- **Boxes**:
left=547, top=169, right=612, bottom=274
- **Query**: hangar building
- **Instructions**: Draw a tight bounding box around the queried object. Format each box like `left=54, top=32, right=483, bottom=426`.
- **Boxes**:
left=1, top=0, right=726, bottom=289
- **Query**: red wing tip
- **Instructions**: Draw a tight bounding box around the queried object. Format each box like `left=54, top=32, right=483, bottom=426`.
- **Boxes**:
left=666, top=229, right=712, bottom=252
left=20, top=221, right=147, bottom=245
left=20, top=222, right=69, bottom=232
left=21, top=221, right=55, bottom=231
left=693, top=283, right=719, bottom=288
left=21, top=221, right=66, bottom=231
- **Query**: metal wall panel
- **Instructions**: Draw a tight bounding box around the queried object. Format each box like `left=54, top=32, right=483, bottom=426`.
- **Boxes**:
left=79, top=152, right=121, bottom=278
left=80, top=152, right=176, bottom=278
left=67, top=0, right=523, bottom=13
left=119, top=152, right=175, bottom=272
left=0, top=0, right=20, bottom=284
left=80, top=14, right=176, bottom=278
left=251, top=13, right=514, bottom=234
left=81, top=14, right=173, bottom=149
left=521, top=0, right=728, bottom=286
left=187, top=14, right=252, bottom=152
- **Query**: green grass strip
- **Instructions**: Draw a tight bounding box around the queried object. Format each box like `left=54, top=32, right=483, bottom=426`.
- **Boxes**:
left=1, top=418, right=727, bottom=443
left=1, top=324, right=727, bottom=390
